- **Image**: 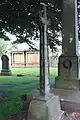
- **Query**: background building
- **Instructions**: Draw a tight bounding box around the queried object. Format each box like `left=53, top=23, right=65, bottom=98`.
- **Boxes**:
left=11, top=50, right=39, bottom=67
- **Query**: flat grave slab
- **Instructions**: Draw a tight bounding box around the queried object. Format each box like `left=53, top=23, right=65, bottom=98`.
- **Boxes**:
left=51, top=88, right=80, bottom=103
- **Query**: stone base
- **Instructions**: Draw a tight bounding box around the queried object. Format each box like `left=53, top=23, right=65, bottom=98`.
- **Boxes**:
left=1, top=69, right=12, bottom=76
left=55, top=76, right=80, bottom=90
left=51, top=88, right=80, bottom=103
left=51, top=88, right=80, bottom=112
left=57, top=55, right=78, bottom=90
left=27, top=93, right=63, bottom=120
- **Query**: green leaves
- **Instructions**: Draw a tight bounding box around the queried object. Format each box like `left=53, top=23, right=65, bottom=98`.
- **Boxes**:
left=0, top=0, right=62, bottom=50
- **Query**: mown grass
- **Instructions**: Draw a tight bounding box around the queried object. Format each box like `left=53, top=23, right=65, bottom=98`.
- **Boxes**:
left=11, top=67, right=57, bottom=79
left=11, top=67, right=40, bottom=75
left=11, top=67, right=57, bottom=76
left=0, top=67, right=57, bottom=120
left=0, top=76, right=38, bottom=84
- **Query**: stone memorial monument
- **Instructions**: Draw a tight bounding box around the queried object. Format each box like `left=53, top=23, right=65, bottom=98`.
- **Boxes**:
left=27, top=4, right=63, bottom=120
left=55, top=0, right=80, bottom=90
left=1, top=55, right=11, bottom=76
left=50, top=0, right=80, bottom=111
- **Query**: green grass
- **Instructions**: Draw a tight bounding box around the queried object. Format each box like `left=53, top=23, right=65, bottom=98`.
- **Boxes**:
left=11, top=67, right=40, bottom=75
left=11, top=67, right=57, bottom=78
left=0, top=76, right=38, bottom=84
left=0, top=97, right=22, bottom=120
left=0, top=67, right=57, bottom=120
left=0, top=81, right=38, bottom=120
left=0, top=67, right=57, bottom=84
left=0, top=77, right=38, bottom=120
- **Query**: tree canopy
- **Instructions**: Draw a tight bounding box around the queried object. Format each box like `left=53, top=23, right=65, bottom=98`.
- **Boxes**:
left=0, top=39, right=18, bottom=56
left=0, top=0, right=62, bottom=50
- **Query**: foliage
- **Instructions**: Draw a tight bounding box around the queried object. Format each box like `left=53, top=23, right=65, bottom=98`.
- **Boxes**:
left=0, top=39, right=7, bottom=56
left=0, top=39, right=18, bottom=56
left=0, top=0, right=62, bottom=50
left=5, top=41, right=18, bottom=52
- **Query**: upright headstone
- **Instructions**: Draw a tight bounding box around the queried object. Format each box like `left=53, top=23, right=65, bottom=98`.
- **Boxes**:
left=56, top=0, right=79, bottom=90
left=1, top=55, right=11, bottom=76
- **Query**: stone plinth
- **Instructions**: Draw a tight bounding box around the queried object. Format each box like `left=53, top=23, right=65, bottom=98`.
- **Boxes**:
left=51, top=89, right=80, bottom=103
left=51, top=89, right=80, bottom=112
left=27, top=92, right=63, bottom=120
left=56, top=55, right=78, bottom=90
left=56, top=77, right=80, bottom=90
left=1, top=69, right=11, bottom=76
left=58, top=55, right=78, bottom=78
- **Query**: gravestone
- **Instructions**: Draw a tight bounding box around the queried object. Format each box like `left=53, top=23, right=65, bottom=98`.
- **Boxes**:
left=1, top=55, right=11, bottom=76
left=50, top=0, right=80, bottom=112
left=55, top=0, right=80, bottom=90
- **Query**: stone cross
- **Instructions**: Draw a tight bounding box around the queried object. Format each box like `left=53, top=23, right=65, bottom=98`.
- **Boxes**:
left=39, top=5, right=50, bottom=95
left=27, top=3, right=63, bottom=120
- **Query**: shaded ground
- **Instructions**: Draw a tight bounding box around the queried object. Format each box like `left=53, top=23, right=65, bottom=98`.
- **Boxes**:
left=8, top=102, right=80, bottom=120
left=0, top=76, right=38, bottom=120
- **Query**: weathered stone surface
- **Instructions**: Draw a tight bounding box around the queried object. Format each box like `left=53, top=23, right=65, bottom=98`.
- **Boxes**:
left=56, top=55, right=79, bottom=90
left=51, top=89, right=80, bottom=103
left=27, top=93, right=63, bottom=120
left=58, top=56, right=78, bottom=78
left=56, top=0, right=78, bottom=89
left=62, top=0, right=76, bottom=56
left=51, top=89, right=80, bottom=114
left=56, top=77, right=80, bottom=90
left=1, top=55, right=11, bottom=75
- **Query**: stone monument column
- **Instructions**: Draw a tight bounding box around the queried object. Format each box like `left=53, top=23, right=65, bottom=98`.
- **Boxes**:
left=62, top=0, right=76, bottom=55
left=27, top=4, right=63, bottom=120
left=56, top=0, right=79, bottom=90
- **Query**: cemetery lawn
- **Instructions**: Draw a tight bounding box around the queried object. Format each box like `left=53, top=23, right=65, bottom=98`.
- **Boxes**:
left=11, top=67, right=57, bottom=78
left=0, top=67, right=57, bottom=119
